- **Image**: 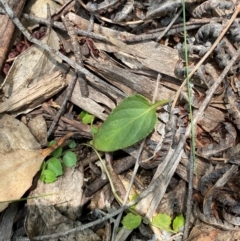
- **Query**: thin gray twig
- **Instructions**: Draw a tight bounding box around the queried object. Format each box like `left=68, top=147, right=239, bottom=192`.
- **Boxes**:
left=62, top=15, right=89, bottom=97
left=22, top=13, right=108, bottom=42
left=33, top=204, right=129, bottom=240
left=47, top=74, right=78, bottom=138
left=87, top=13, right=95, bottom=32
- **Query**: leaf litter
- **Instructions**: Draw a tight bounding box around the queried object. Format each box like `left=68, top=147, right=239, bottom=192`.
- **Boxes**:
left=1, top=0, right=240, bottom=240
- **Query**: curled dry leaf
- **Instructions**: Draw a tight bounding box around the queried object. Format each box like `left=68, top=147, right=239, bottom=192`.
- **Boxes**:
left=197, top=122, right=236, bottom=158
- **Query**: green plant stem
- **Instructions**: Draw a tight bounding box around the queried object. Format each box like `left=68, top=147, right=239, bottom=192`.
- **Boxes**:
left=85, top=144, right=177, bottom=232
left=84, top=144, right=123, bottom=204
left=0, top=193, right=55, bottom=203
left=152, top=99, right=169, bottom=109
left=181, top=0, right=195, bottom=239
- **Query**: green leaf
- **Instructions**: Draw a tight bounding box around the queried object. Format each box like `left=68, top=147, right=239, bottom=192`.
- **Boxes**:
left=93, top=95, right=169, bottom=151
left=41, top=161, right=47, bottom=170
left=121, top=213, right=142, bottom=230
left=41, top=169, right=57, bottom=183
left=91, top=126, right=98, bottom=135
left=173, top=214, right=185, bottom=232
left=62, top=150, right=77, bottom=167
left=79, top=110, right=95, bottom=124
left=129, top=193, right=139, bottom=209
left=51, top=146, right=62, bottom=158
left=48, top=140, right=56, bottom=146
left=68, top=140, right=76, bottom=149
left=152, top=213, right=172, bottom=230
left=47, top=157, right=63, bottom=177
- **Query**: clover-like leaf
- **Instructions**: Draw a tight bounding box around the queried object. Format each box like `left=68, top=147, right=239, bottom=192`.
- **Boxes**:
left=68, top=140, right=77, bottom=149
left=47, top=157, right=63, bottom=177
left=79, top=110, right=95, bottom=124
left=121, top=213, right=142, bottom=230
left=41, top=169, right=57, bottom=183
left=173, top=214, right=185, bottom=232
left=152, top=213, right=173, bottom=232
left=51, top=146, right=62, bottom=158
left=62, top=150, right=77, bottom=167
left=93, top=94, right=168, bottom=151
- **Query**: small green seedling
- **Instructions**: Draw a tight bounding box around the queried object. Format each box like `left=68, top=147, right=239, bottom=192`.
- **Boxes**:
left=121, top=213, right=142, bottom=230
left=121, top=212, right=185, bottom=232
left=79, top=110, right=95, bottom=125
left=172, top=214, right=185, bottom=232
left=40, top=140, right=77, bottom=183
left=79, top=110, right=98, bottom=135
left=152, top=213, right=174, bottom=232
left=152, top=213, right=185, bottom=233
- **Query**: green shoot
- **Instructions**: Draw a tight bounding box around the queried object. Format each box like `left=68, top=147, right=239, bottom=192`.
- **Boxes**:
left=40, top=140, right=77, bottom=183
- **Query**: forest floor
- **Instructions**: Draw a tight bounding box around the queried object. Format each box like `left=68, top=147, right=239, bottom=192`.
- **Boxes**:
left=1, top=0, right=240, bottom=241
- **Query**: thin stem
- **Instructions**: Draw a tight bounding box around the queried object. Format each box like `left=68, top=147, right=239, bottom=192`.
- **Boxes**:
left=181, top=1, right=195, bottom=239
left=171, top=4, right=240, bottom=111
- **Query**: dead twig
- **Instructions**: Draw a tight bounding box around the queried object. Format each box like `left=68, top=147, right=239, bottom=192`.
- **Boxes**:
left=62, top=15, right=89, bottom=97
left=47, top=74, right=78, bottom=138
left=23, top=12, right=109, bottom=42
left=87, top=12, right=94, bottom=32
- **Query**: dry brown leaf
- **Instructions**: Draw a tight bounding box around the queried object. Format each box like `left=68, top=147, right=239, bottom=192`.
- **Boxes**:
left=26, top=198, right=101, bottom=241
left=24, top=0, right=60, bottom=26
left=0, top=114, right=40, bottom=152
left=1, top=27, right=61, bottom=98
left=0, top=149, right=46, bottom=211
left=0, top=131, right=73, bottom=212
left=27, top=114, right=47, bottom=145
left=186, top=223, right=240, bottom=241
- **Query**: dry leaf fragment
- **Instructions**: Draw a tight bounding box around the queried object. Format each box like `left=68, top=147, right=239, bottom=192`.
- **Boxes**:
left=0, top=132, right=73, bottom=212
left=1, top=27, right=61, bottom=98
left=0, top=149, right=46, bottom=212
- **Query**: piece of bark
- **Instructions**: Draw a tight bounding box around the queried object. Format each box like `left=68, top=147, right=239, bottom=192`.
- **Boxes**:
left=0, top=70, right=67, bottom=116
left=176, top=155, right=211, bottom=190
left=0, top=0, right=27, bottom=80
left=87, top=58, right=174, bottom=101
left=65, top=71, right=116, bottom=120
left=67, top=12, right=179, bottom=78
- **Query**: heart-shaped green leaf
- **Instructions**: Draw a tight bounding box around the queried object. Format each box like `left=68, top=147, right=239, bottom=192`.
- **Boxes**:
left=47, top=157, right=63, bottom=177
left=121, top=213, right=142, bottom=230
left=40, top=169, right=57, bottom=183
left=92, top=94, right=168, bottom=151
left=173, top=214, right=185, bottom=232
left=62, top=150, right=77, bottom=167
left=152, top=213, right=172, bottom=229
